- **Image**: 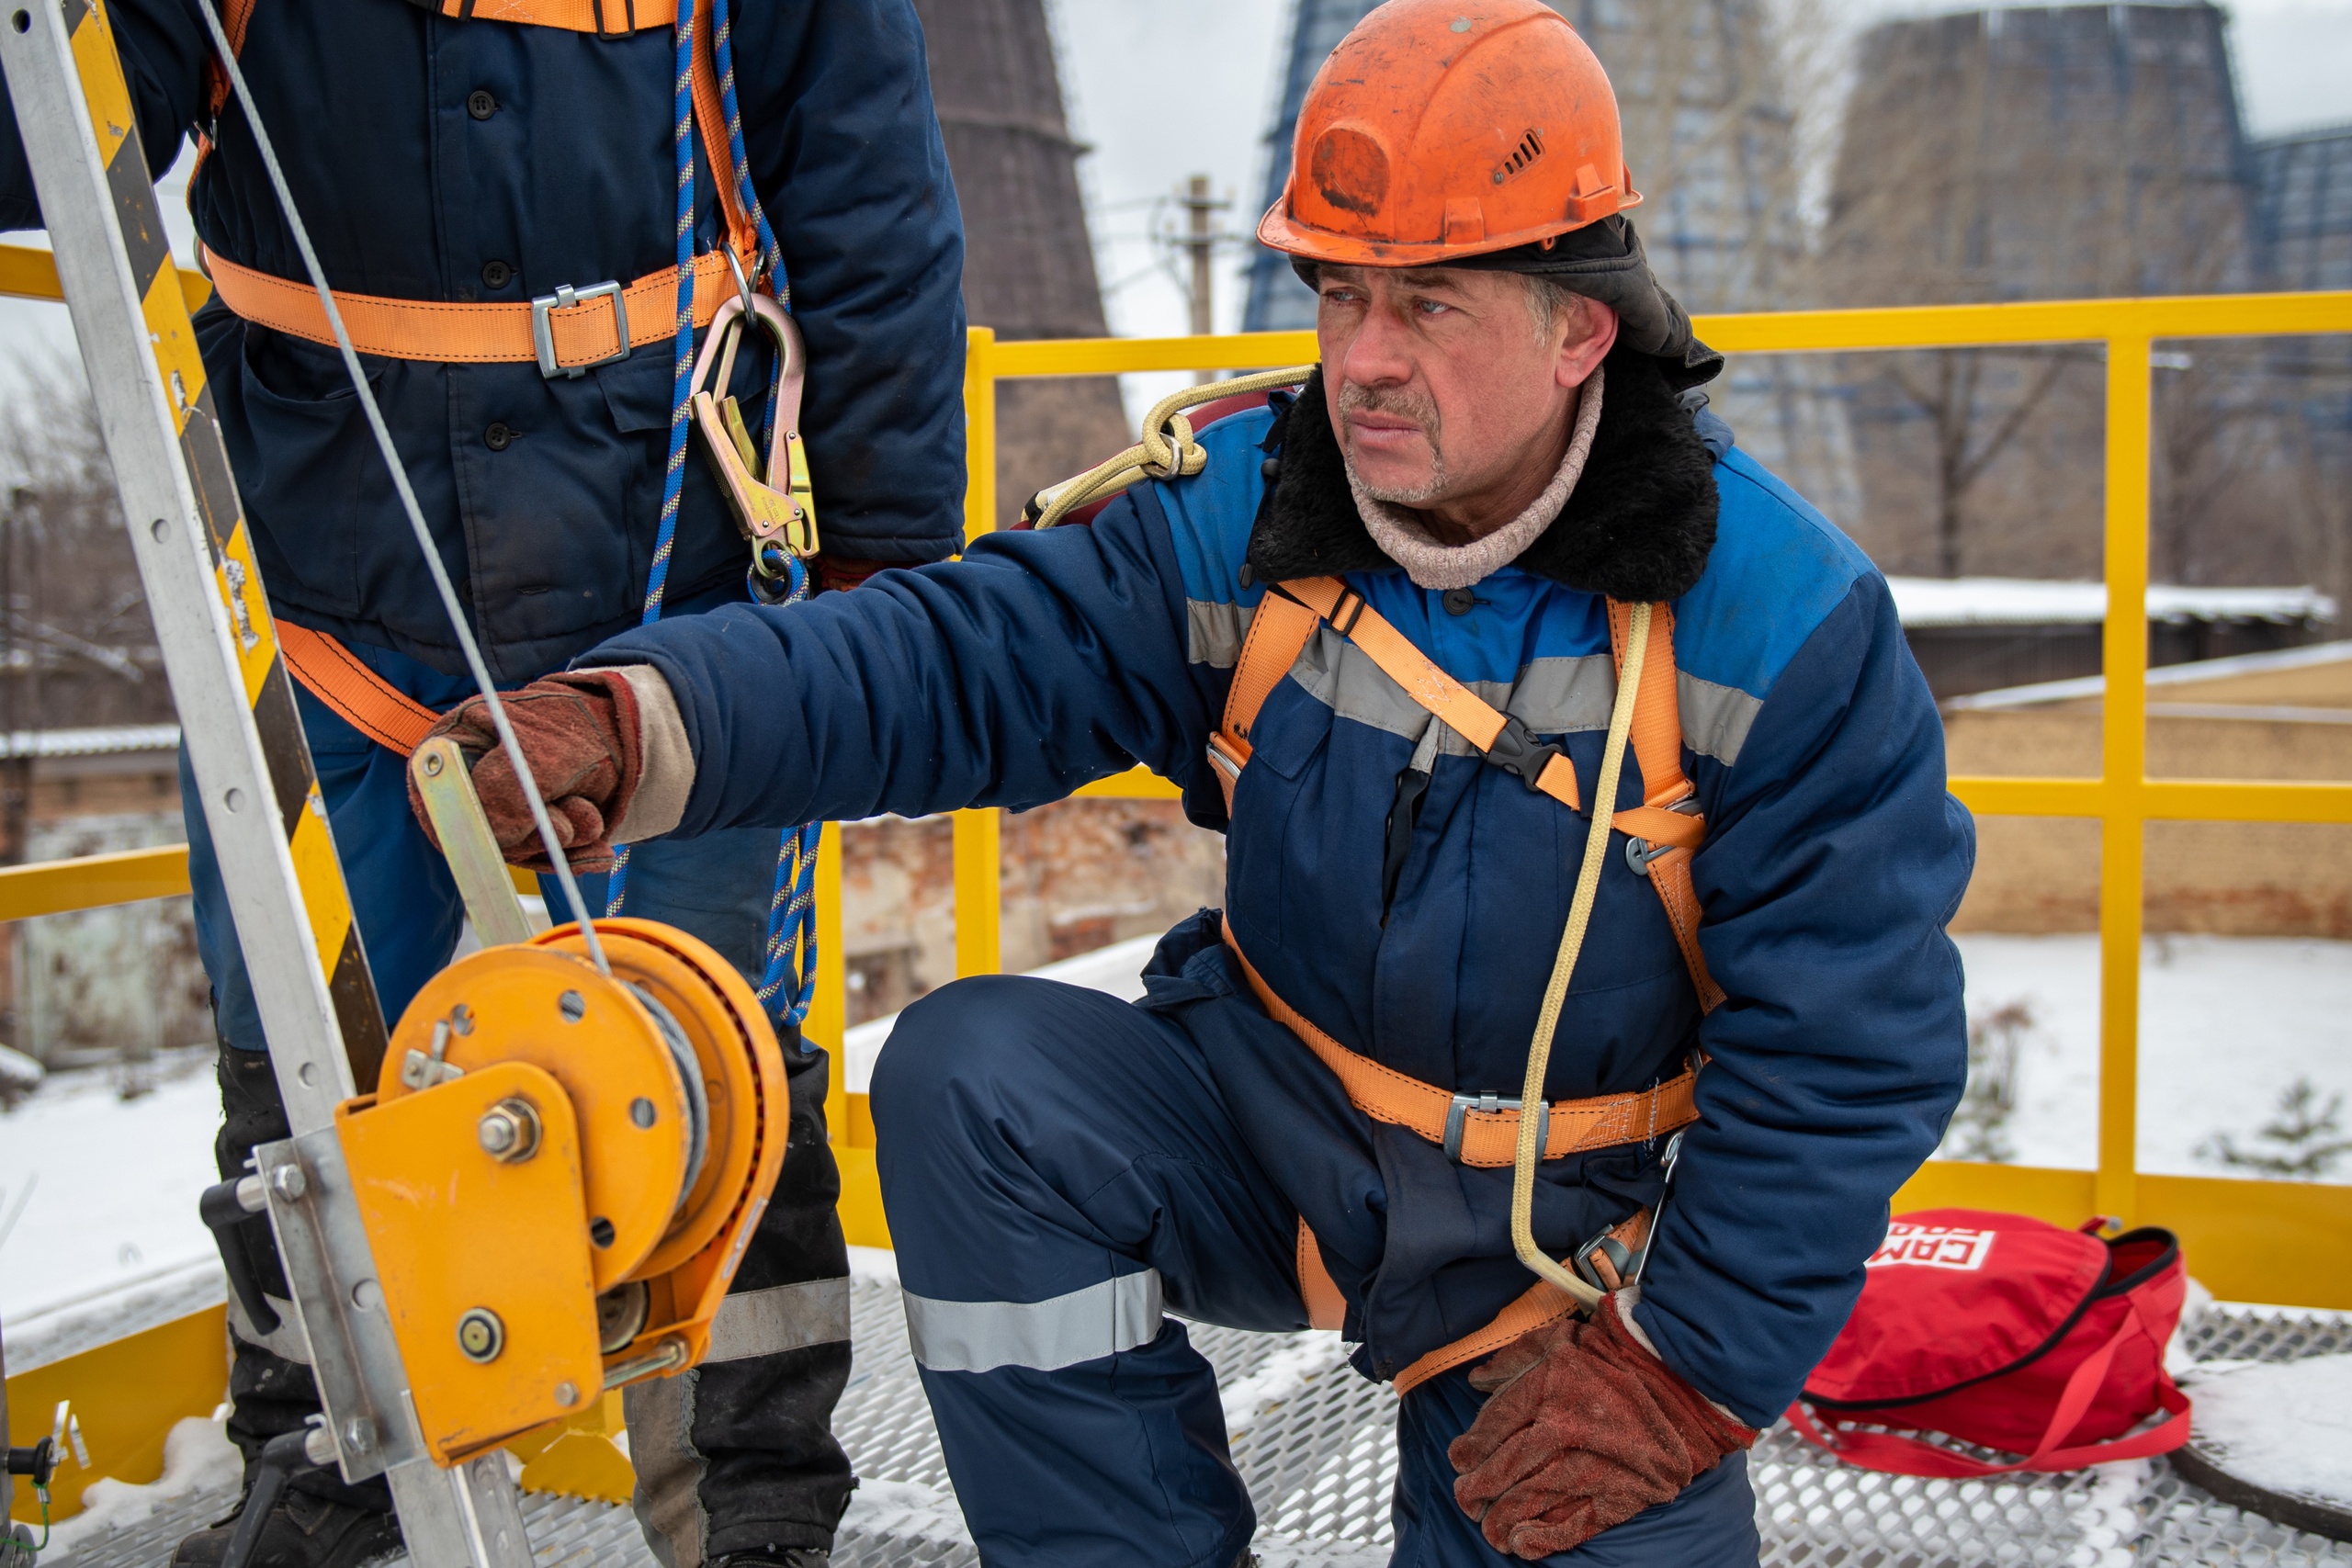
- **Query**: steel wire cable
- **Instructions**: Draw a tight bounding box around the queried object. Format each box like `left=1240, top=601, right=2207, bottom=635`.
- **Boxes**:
left=192, top=0, right=609, bottom=974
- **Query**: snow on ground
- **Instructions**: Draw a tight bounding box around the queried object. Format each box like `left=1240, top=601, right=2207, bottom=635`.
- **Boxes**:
left=2178, top=1353, right=2352, bottom=1508
left=841, top=931, right=1159, bottom=1095
left=3, top=930, right=2341, bottom=1331
left=1953, top=933, right=2352, bottom=1176
left=0, top=1052, right=221, bottom=1326
left=36, top=1414, right=239, bottom=1560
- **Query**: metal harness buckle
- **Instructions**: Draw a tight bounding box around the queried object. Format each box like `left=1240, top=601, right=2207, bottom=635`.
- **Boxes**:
left=1624, top=793, right=1705, bottom=878
left=530, top=280, right=629, bottom=379
left=1442, top=1092, right=1550, bottom=1163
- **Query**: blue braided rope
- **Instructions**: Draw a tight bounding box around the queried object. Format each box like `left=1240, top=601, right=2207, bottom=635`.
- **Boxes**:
left=713, top=0, right=821, bottom=1029
left=605, top=2, right=700, bottom=919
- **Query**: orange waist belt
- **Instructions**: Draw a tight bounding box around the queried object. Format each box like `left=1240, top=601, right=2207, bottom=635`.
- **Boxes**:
left=1224, top=920, right=1698, bottom=1393
left=204, top=246, right=744, bottom=378
left=1222, top=921, right=1697, bottom=1168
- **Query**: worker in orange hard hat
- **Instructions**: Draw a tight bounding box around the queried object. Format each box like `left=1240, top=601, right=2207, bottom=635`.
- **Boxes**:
left=428, top=0, right=1972, bottom=1563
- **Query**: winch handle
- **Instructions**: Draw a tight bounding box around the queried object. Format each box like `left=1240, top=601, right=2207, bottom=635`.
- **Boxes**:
left=198, top=1175, right=283, bottom=1339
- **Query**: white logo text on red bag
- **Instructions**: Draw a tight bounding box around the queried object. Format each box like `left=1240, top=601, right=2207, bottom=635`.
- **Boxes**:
left=1868, top=1223, right=1996, bottom=1271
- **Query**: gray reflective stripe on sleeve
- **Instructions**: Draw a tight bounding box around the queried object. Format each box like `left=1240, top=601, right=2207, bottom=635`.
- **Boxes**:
left=1187, top=598, right=1253, bottom=669
left=703, top=1276, right=852, bottom=1364
left=1293, top=631, right=1618, bottom=753
left=1678, top=671, right=1761, bottom=765
left=901, top=1269, right=1165, bottom=1374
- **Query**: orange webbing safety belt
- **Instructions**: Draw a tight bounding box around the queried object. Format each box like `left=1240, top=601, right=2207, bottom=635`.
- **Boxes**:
left=276, top=625, right=444, bottom=755
left=1223, top=921, right=1699, bottom=1168
left=1213, top=576, right=1721, bottom=1010
left=1212, top=574, right=1725, bottom=1385
left=199, top=0, right=760, bottom=374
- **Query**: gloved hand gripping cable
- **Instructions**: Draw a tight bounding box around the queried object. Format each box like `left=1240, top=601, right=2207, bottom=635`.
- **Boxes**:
left=193, top=0, right=610, bottom=975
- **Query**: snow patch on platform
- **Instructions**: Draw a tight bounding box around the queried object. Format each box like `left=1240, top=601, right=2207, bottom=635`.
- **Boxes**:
left=2181, top=1353, right=2352, bottom=1510
left=38, top=1416, right=238, bottom=1562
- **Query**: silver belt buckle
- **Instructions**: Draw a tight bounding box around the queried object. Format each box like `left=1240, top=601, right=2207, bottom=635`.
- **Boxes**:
left=530, top=279, right=630, bottom=378
left=1442, top=1092, right=1549, bottom=1163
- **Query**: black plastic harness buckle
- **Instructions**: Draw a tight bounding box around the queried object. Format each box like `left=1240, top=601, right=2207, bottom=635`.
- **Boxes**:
left=1485, top=714, right=1565, bottom=793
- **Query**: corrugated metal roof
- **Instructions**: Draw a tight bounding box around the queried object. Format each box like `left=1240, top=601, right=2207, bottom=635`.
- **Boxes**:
left=1941, top=637, right=2352, bottom=709
left=0, top=723, right=179, bottom=760
left=1890, top=577, right=2336, bottom=627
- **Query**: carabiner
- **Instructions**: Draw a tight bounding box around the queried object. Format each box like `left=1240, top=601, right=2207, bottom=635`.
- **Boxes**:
left=687, top=288, right=820, bottom=560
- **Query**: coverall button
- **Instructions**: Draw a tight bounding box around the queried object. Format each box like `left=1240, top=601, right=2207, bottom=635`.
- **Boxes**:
left=481, top=260, right=514, bottom=289
left=467, top=89, right=499, bottom=120
left=484, top=423, right=515, bottom=452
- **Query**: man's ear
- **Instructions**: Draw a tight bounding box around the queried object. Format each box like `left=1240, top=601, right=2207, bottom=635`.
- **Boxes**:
left=1556, top=298, right=1619, bottom=389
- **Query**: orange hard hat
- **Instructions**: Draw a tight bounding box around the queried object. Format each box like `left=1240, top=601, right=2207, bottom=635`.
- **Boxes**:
left=1258, top=0, right=1641, bottom=267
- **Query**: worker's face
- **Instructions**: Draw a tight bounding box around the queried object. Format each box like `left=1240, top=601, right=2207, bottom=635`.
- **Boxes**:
left=1314, top=265, right=1616, bottom=526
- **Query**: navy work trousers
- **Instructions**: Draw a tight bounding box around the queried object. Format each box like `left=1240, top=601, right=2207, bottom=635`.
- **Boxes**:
left=185, top=637, right=856, bottom=1559
left=870, top=973, right=1759, bottom=1568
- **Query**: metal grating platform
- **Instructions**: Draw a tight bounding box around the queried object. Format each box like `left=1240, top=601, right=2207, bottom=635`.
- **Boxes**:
left=35, top=1283, right=2352, bottom=1566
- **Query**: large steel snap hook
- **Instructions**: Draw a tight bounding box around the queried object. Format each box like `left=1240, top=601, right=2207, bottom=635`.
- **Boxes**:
left=688, top=286, right=819, bottom=565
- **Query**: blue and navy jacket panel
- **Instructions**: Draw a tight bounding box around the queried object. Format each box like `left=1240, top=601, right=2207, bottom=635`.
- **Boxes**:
left=0, top=0, right=967, bottom=681
left=598, top=408, right=1974, bottom=1427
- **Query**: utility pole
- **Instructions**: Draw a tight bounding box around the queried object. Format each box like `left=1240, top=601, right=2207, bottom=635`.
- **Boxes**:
left=1175, top=175, right=1231, bottom=384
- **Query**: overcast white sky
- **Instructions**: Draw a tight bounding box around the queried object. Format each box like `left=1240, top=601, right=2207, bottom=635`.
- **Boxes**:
left=1055, top=0, right=2352, bottom=340
left=0, top=2, right=2341, bottom=401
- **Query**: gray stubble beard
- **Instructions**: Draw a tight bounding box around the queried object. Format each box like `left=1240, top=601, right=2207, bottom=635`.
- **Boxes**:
left=1335, top=378, right=1448, bottom=505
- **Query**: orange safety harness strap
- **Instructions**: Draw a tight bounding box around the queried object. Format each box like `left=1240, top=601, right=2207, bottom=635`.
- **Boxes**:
left=1226, top=919, right=1698, bottom=1168
left=1214, top=576, right=1723, bottom=1010
left=203, top=245, right=744, bottom=372
left=1214, top=571, right=1727, bottom=1381
left=200, top=0, right=760, bottom=365
left=410, top=0, right=681, bottom=32
left=277, top=625, right=445, bottom=755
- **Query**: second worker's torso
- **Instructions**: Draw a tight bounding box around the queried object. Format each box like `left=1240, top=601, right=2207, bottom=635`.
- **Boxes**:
left=156, top=0, right=966, bottom=680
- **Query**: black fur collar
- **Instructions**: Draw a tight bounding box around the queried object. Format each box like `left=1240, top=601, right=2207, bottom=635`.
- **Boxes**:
left=1243, top=345, right=1719, bottom=603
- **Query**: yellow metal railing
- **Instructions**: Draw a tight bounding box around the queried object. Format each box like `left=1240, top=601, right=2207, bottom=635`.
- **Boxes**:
left=934, top=293, right=2352, bottom=1303
left=1, top=257, right=2346, bottom=1302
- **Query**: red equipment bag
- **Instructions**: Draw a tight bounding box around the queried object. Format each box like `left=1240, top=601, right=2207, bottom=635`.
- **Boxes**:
left=1786, top=1209, right=2193, bottom=1477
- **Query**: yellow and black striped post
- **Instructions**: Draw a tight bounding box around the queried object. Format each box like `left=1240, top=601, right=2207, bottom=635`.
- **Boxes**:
left=4, top=0, right=386, bottom=1115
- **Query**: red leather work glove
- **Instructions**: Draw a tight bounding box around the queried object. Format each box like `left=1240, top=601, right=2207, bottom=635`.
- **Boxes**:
left=1448, top=1293, right=1758, bottom=1560
left=813, top=553, right=895, bottom=593
left=409, top=671, right=642, bottom=874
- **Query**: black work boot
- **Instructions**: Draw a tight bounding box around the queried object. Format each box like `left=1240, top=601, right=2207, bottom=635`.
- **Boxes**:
left=711, top=1552, right=830, bottom=1568
left=168, top=1490, right=403, bottom=1568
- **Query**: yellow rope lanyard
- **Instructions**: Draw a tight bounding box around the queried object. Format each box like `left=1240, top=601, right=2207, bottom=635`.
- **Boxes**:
left=1510, top=601, right=1654, bottom=1312
left=1031, top=365, right=1320, bottom=528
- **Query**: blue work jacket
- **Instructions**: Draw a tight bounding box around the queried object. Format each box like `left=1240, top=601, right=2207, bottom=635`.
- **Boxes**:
left=0, top=0, right=967, bottom=682
left=592, top=355, right=1975, bottom=1426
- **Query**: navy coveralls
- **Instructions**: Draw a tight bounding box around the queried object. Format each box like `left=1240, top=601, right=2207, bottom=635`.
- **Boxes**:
left=591, top=387, right=1976, bottom=1564
left=0, top=2, right=967, bottom=1558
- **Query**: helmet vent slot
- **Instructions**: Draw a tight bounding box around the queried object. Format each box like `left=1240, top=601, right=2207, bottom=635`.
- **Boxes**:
left=1494, top=129, right=1545, bottom=185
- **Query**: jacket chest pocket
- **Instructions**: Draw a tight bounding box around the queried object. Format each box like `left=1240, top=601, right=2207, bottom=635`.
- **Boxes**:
left=1223, top=681, right=1333, bottom=953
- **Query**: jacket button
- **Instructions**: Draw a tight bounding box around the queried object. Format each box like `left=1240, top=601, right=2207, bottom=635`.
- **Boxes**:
left=1442, top=588, right=1478, bottom=616
left=484, top=423, right=515, bottom=452
left=467, top=89, right=498, bottom=120
left=481, top=260, right=514, bottom=289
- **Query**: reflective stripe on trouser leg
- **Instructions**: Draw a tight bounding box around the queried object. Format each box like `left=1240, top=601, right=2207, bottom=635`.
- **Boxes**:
left=902, top=1269, right=1164, bottom=1373
left=707, top=1276, right=852, bottom=1363
left=872, top=974, right=1306, bottom=1567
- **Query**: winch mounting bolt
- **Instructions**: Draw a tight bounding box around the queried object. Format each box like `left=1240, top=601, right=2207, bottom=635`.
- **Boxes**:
left=477, top=1097, right=542, bottom=1163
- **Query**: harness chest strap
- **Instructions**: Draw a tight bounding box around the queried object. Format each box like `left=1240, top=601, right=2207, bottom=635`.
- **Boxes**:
left=1213, top=575, right=1724, bottom=1009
